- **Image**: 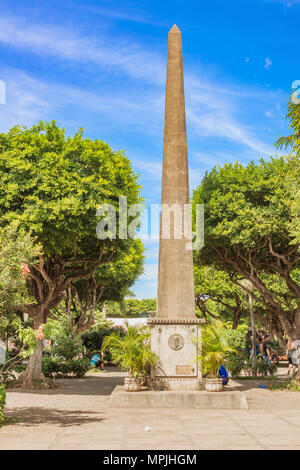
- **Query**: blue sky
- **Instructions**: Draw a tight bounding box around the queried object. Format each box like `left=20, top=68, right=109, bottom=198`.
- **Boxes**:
left=0, top=0, right=299, bottom=299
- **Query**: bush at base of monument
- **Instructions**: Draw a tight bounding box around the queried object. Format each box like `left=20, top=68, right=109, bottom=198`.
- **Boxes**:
left=194, top=321, right=236, bottom=392
left=102, top=325, right=159, bottom=392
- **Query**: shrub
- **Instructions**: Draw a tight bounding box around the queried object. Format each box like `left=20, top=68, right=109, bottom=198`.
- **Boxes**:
left=195, top=321, right=236, bottom=378
left=0, top=384, right=6, bottom=425
left=42, top=357, right=90, bottom=378
left=81, top=330, right=103, bottom=353
left=256, top=359, right=278, bottom=376
left=68, top=358, right=90, bottom=378
left=44, top=316, right=84, bottom=361
left=225, top=325, right=248, bottom=351
left=226, top=352, right=247, bottom=378
left=49, top=334, right=83, bottom=361
left=82, top=325, right=126, bottom=364
left=287, top=379, right=300, bottom=391
left=102, top=325, right=158, bottom=379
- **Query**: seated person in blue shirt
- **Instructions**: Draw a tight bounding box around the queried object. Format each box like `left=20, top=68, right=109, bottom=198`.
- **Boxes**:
left=218, top=365, right=229, bottom=385
left=90, top=351, right=104, bottom=370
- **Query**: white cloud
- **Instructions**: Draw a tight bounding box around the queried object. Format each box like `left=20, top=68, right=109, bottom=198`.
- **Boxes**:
left=0, top=16, right=165, bottom=86
left=264, top=57, right=272, bottom=70
left=0, top=15, right=284, bottom=161
left=79, top=4, right=168, bottom=27
left=132, top=159, right=162, bottom=179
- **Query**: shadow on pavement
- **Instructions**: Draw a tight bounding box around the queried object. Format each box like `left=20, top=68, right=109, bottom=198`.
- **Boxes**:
left=228, top=376, right=287, bottom=392
left=4, top=407, right=105, bottom=427
left=8, top=373, right=125, bottom=397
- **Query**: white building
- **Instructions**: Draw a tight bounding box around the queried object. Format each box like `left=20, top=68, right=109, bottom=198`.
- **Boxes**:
left=106, top=317, right=148, bottom=329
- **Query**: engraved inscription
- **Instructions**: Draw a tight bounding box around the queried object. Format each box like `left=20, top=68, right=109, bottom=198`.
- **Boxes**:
left=176, top=365, right=191, bottom=375
left=168, top=334, right=184, bottom=351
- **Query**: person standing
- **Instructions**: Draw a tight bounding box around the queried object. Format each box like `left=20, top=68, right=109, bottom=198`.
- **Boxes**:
left=262, top=334, right=273, bottom=375
left=286, top=338, right=296, bottom=376
left=256, top=335, right=264, bottom=362
left=262, top=335, right=272, bottom=361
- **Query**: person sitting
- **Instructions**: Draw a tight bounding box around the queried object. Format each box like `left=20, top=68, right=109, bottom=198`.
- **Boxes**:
left=219, top=365, right=229, bottom=385
left=90, top=351, right=105, bottom=370
left=270, top=349, right=279, bottom=364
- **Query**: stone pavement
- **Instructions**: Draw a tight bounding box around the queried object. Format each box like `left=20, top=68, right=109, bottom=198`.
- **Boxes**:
left=1, top=368, right=300, bottom=450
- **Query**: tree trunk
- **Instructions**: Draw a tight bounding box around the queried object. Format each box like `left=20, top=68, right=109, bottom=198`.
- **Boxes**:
left=296, top=346, right=300, bottom=385
left=275, top=328, right=286, bottom=348
left=21, top=339, right=45, bottom=389
left=232, top=309, right=242, bottom=329
left=249, top=293, right=257, bottom=373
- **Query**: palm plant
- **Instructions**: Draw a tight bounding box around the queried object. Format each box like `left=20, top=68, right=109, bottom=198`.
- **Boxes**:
left=195, top=321, right=236, bottom=378
left=102, top=325, right=158, bottom=379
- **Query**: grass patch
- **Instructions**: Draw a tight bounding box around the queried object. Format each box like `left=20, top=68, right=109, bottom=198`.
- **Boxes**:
left=234, top=375, right=277, bottom=380
left=0, top=416, right=19, bottom=427
left=268, top=378, right=300, bottom=391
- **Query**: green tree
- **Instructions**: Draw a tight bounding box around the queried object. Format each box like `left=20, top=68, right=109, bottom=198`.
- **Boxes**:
left=125, top=298, right=156, bottom=317
left=275, top=99, right=300, bottom=245
left=0, top=222, right=41, bottom=315
left=0, top=121, right=143, bottom=387
left=105, top=298, right=156, bottom=318
left=0, top=316, right=38, bottom=386
left=192, top=153, right=300, bottom=339
left=194, top=265, right=290, bottom=345
left=194, top=265, right=248, bottom=327
left=59, top=239, right=144, bottom=333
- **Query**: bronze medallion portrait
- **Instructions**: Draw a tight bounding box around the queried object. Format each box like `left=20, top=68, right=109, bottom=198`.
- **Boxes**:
left=168, top=334, right=184, bottom=351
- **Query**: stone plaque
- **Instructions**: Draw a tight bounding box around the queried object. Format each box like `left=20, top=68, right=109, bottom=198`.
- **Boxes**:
left=168, top=334, right=184, bottom=351
left=176, top=365, right=191, bottom=375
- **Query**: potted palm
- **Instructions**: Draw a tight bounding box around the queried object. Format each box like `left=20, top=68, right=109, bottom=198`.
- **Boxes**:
left=195, top=321, right=236, bottom=392
left=102, top=325, right=159, bottom=391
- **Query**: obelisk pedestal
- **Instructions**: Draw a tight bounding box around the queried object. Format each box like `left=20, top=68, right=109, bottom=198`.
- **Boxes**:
left=148, top=25, right=205, bottom=391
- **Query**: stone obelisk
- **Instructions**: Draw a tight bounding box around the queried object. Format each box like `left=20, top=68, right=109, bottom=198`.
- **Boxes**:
left=148, top=25, right=204, bottom=391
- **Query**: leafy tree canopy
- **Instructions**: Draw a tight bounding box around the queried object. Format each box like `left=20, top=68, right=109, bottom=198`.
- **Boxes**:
left=0, top=222, right=41, bottom=314
left=192, top=101, right=299, bottom=338
left=0, top=121, right=144, bottom=386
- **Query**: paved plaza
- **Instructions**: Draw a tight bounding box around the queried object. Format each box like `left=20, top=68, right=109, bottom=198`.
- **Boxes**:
left=1, top=368, right=300, bottom=450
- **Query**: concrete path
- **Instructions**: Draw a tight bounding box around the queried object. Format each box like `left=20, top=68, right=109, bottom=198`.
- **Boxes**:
left=1, top=368, right=300, bottom=450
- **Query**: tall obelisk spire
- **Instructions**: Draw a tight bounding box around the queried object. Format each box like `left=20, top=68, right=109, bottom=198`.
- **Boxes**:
left=156, top=24, right=195, bottom=320
left=149, top=26, right=203, bottom=391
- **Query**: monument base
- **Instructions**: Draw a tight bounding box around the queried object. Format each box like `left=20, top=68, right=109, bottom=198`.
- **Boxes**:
left=109, top=385, right=248, bottom=409
left=148, top=318, right=205, bottom=391
left=149, top=377, right=204, bottom=391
